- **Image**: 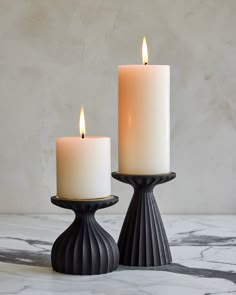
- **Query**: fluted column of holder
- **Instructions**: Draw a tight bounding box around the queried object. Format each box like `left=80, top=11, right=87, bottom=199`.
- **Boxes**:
left=112, top=172, right=176, bottom=267
left=51, top=196, right=119, bottom=275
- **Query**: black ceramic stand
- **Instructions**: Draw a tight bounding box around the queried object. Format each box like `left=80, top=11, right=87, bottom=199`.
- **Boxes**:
left=112, top=172, right=176, bottom=267
left=51, top=196, right=119, bottom=275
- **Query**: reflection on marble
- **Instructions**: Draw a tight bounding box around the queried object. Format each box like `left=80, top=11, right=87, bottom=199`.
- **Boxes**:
left=0, top=214, right=236, bottom=294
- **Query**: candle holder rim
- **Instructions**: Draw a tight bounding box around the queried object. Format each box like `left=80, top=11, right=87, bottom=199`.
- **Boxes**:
left=112, top=171, right=176, bottom=178
left=51, top=195, right=119, bottom=209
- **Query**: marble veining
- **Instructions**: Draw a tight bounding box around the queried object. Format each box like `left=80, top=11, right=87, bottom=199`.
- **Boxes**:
left=0, top=214, right=236, bottom=294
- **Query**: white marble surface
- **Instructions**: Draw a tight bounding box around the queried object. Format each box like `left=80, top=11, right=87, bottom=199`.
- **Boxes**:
left=0, top=214, right=236, bottom=294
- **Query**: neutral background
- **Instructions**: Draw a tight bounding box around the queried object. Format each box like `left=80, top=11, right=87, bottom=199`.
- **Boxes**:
left=0, top=0, right=235, bottom=214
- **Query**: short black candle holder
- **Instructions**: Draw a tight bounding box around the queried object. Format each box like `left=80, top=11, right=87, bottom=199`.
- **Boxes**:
left=51, top=196, right=119, bottom=275
left=112, top=172, right=176, bottom=267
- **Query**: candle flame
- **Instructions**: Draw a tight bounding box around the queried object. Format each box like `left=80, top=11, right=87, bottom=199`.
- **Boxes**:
left=142, top=36, right=148, bottom=65
left=79, top=106, right=86, bottom=138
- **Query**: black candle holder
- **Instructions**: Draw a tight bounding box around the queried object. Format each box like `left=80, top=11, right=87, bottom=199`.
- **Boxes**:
left=51, top=196, right=119, bottom=275
left=112, top=172, right=176, bottom=267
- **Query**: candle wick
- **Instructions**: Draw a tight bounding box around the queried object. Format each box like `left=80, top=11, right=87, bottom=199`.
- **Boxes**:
left=144, top=62, right=148, bottom=65
left=82, top=134, right=85, bottom=139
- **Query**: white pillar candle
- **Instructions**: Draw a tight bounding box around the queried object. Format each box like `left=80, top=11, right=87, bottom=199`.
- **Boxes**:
left=56, top=108, right=111, bottom=199
left=118, top=38, right=170, bottom=175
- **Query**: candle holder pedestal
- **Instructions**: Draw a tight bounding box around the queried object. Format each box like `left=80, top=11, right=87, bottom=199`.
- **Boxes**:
left=112, top=172, right=176, bottom=267
left=51, top=196, right=119, bottom=275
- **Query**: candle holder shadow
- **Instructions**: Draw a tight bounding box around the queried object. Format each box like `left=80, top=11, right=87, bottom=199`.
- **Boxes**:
left=51, top=196, right=119, bottom=275
left=112, top=172, right=176, bottom=267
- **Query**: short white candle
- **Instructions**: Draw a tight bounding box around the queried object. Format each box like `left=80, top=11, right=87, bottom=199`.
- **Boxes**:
left=56, top=107, right=111, bottom=199
left=118, top=37, right=170, bottom=175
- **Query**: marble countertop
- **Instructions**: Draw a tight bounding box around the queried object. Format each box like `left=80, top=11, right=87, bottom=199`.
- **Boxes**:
left=0, top=214, right=236, bottom=294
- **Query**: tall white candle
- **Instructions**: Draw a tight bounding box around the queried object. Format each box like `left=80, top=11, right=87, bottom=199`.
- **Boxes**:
left=118, top=38, right=170, bottom=175
left=56, top=108, right=111, bottom=199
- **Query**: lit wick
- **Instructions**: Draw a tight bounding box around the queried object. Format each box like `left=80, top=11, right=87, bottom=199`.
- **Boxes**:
left=142, top=36, right=148, bottom=65
left=79, top=106, right=86, bottom=139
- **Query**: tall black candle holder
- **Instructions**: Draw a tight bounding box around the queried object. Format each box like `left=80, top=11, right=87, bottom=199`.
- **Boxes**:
left=112, top=172, right=176, bottom=267
left=51, top=196, right=119, bottom=275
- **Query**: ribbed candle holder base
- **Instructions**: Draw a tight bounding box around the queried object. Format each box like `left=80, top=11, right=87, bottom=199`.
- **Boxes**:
left=51, top=196, right=119, bottom=275
left=112, top=172, right=176, bottom=267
